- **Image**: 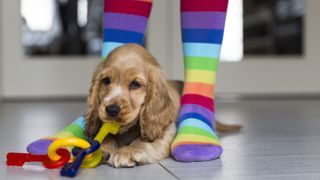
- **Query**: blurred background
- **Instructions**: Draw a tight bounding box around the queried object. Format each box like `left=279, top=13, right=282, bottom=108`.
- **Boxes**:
left=1, top=0, right=319, bottom=99
left=20, top=0, right=304, bottom=58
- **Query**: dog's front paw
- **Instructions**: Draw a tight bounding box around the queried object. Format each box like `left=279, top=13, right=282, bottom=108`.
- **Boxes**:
left=99, top=151, right=111, bottom=164
left=108, top=147, right=148, bottom=168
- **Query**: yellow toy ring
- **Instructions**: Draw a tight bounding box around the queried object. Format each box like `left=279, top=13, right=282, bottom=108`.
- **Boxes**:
left=81, top=150, right=103, bottom=168
left=48, top=138, right=91, bottom=161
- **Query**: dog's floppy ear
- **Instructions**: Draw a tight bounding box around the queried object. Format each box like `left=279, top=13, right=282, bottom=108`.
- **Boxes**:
left=139, top=65, right=177, bottom=142
left=84, top=64, right=104, bottom=139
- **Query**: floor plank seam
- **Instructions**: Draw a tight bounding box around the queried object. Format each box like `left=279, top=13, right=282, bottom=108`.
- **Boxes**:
left=158, top=162, right=181, bottom=180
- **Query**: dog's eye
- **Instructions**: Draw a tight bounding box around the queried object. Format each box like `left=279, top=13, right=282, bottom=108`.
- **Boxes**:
left=102, top=77, right=111, bottom=85
left=129, top=80, right=141, bottom=90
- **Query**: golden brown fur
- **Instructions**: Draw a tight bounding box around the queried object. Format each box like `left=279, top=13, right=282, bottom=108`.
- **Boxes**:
left=84, top=44, right=240, bottom=168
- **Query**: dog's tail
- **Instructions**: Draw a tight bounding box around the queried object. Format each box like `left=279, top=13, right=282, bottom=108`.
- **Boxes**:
left=215, top=121, right=242, bottom=133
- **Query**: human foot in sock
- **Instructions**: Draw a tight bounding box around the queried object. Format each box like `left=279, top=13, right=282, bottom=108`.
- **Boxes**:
left=27, top=116, right=87, bottom=154
left=171, top=0, right=229, bottom=162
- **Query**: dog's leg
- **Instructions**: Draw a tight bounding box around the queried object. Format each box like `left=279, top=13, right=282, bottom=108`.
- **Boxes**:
left=108, top=123, right=176, bottom=168
left=100, top=136, right=118, bottom=164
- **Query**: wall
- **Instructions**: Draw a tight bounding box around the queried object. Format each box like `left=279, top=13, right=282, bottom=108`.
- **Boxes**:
left=0, top=0, right=3, bottom=99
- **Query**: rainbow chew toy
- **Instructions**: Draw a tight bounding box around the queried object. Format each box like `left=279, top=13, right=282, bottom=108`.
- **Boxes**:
left=6, top=121, right=120, bottom=177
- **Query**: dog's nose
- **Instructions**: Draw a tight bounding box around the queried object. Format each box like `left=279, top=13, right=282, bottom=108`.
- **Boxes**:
left=105, top=105, right=121, bottom=117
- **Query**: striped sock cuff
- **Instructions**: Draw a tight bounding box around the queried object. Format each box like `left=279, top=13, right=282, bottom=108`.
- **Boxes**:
left=185, top=56, right=219, bottom=71
left=181, top=0, right=228, bottom=12
left=104, top=13, right=149, bottom=33
left=179, top=118, right=218, bottom=138
left=183, top=43, right=221, bottom=59
left=185, top=70, right=216, bottom=85
left=104, top=0, right=153, bottom=17
left=182, top=29, right=224, bottom=44
left=181, top=12, right=227, bottom=30
left=181, top=94, right=214, bottom=111
left=102, top=0, right=153, bottom=59
left=103, top=29, right=144, bottom=44
left=102, top=42, right=125, bottom=58
left=182, top=82, right=215, bottom=98
left=179, top=104, right=214, bottom=127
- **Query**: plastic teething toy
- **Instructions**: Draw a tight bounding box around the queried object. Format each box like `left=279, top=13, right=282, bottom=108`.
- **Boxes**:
left=41, top=121, right=120, bottom=177
left=6, top=121, right=119, bottom=178
left=6, top=121, right=119, bottom=173
left=6, top=148, right=70, bottom=169
left=47, top=137, right=92, bottom=161
left=59, top=122, right=120, bottom=171
left=93, top=121, right=121, bottom=143
left=82, top=121, right=120, bottom=167
left=47, top=121, right=120, bottom=166
left=60, top=140, right=100, bottom=177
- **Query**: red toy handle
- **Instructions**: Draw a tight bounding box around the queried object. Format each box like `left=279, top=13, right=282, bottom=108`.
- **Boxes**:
left=6, top=149, right=70, bottom=169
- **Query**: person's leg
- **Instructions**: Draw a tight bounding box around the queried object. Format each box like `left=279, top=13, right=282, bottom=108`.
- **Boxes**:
left=171, top=0, right=228, bottom=162
left=101, top=0, right=153, bottom=59
left=27, top=0, right=153, bottom=155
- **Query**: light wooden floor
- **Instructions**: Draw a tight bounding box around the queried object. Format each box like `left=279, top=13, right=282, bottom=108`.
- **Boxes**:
left=1, top=99, right=320, bottom=180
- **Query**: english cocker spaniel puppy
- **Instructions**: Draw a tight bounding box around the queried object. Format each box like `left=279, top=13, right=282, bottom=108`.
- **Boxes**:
left=84, top=44, right=240, bottom=168
left=84, top=44, right=180, bottom=168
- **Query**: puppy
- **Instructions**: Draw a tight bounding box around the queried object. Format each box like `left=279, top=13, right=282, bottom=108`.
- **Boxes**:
left=84, top=44, right=240, bottom=168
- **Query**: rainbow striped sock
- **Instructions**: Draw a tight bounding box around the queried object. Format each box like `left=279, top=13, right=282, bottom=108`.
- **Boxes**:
left=27, top=116, right=87, bottom=154
left=171, top=0, right=228, bottom=162
left=101, top=0, right=153, bottom=59
left=27, top=0, right=153, bottom=155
